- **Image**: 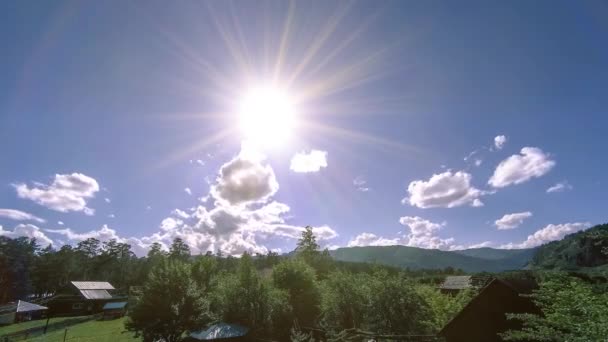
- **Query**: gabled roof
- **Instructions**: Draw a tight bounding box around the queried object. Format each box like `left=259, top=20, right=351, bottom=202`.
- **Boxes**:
left=71, top=281, right=115, bottom=290
left=17, top=300, right=48, bottom=312
left=79, top=290, right=112, bottom=300
left=190, top=323, right=249, bottom=340
left=0, top=300, right=47, bottom=314
left=103, top=302, right=127, bottom=310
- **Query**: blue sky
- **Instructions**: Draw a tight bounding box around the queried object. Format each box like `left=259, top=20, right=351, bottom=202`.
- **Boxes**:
left=1, top=0, right=607, bottom=255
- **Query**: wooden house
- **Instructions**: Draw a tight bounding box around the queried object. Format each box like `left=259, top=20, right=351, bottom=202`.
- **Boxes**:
left=102, top=301, right=127, bottom=319
left=439, top=278, right=539, bottom=342
left=47, top=281, right=116, bottom=316
left=0, top=300, right=48, bottom=325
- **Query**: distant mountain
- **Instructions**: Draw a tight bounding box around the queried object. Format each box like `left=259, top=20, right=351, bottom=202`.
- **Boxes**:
left=329, top=245, right=535, bottom=273
left=530, top=223, right=608, bottom=270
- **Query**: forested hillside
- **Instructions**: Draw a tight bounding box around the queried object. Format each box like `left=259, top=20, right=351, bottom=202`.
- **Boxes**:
left=330, top=245, right=534, bottom=273
left=530, top=223, right=608, bottom=270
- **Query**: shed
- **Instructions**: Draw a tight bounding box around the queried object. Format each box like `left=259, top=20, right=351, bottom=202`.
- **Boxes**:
left=184, top=323, right=251, bottom=341
left=102, top=301, right=127, bottom=319
left=0, top=300, right=48, bottom=325
left=439, top=278, right=539, bottom=342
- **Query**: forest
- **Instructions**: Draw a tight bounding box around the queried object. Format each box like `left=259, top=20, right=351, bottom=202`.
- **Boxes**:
left=1, top=225, right=608, bottom=341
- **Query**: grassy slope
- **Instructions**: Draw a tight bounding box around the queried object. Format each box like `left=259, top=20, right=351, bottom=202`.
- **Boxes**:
left=0, top=317, right=140, bottom=342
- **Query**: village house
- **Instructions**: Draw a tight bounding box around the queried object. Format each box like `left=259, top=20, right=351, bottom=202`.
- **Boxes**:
left=47, top=281, right=118, bottom=316
left=439, top=278, right=539, bottom=342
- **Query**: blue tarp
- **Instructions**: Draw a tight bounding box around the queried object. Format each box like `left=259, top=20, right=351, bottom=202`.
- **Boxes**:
left=102, top=302, right=127, bottom=310
left=190, top=323, right=249, bottom=340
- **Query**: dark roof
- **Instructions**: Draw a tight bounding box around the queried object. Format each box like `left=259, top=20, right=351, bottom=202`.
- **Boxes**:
left=190, top=323, right=249, bottom=340
left=103, top=302, right=127, bottom=310
left=440, top=278, right=539, bottom=340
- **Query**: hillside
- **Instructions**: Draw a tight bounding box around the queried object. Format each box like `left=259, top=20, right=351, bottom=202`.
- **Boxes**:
left=330, top=245, right=534, bottom=273
left=531, top=223, right=608, bottom=270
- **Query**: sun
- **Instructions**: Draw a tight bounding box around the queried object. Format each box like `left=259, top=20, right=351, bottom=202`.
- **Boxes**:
left=238, top=85, right=297, bottom=148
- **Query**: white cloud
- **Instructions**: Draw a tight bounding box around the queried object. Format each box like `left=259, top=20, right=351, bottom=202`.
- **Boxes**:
left=405, top=171, right=486, bottom=208
left=501, top=222, right=589, bottom=249
left=399, top=216, right=455, bottom=250
left=290, top=150, right=328, bottom=173
left=211, top=152, right=279, bottom=206
left=57, top=221, right=64, bottom=226
left=45, top=224, right=124, bottom=243
left=547, top=181, right=572, bottom=193
left=474, top=159, right=483, bottom=167
left=489, top=147, right=555, bottom=188
left=14, top=173, right=99, bottom=215
left=347, top=233, right=400, bottom=247
left=353, top=176, right=370, bottom=192
left=108, top=214, right=115, bottom=219
left=184, top=187, right=192, bottom=195
left=495, top=211, right=532, bottom=230
left=468, top=241, right=493, bottom=248
left=0, top=209, right=45, bottom=223
left=494, top=135, right=507, bottom=150
left=104, top=198, right=111, bottom=203
left=0, top=224, right=54, bottom=246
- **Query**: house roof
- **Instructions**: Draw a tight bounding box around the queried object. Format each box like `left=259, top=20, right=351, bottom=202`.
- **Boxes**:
left=79, top=289, right=112, bottom=300
left=103, top=302, right=127, bottom=310
left=190, top=323, right=249, bottom=340
left=0, top=301, right=47, bottom=314
left=440, top=276, right=472, bottom=290
left=71, top=281, right=115, bottom=290
left=17, top=300, right=48, bottom=312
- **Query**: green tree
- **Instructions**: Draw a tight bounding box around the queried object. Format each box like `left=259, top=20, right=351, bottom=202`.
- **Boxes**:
left=296, top=226, right=320, bottom=265
left=502, top=274, right=608, bottom=342
left=126, top=259, right=212, bottom=342
left=169, top=237, right=191, bottom=262
left=192, top=255, right=218, bottom=291
left=415, top=284, right=474, bottom=332
left=320, top=271, right=368, bottom=331
left=211, top=253, right=291, bottom=339
left=366, top=271, right=431, bottom=334
left=272, top=259, right=320, bottom=328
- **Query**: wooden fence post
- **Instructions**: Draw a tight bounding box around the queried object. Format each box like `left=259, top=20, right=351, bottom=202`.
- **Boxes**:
left=63, top=328, right=68, bottom=342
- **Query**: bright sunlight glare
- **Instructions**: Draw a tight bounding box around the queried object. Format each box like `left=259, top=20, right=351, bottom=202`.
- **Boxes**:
left=238, top=85, right=297, bottom=148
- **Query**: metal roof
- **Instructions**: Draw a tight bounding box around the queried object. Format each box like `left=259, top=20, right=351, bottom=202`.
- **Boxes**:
left=17, top=300, right=47, bottom=312
left=71, top=281, right=115, bottom=290
left=440, top=276, right=472, bottom=290
left=190, top=323, right=249, bottom=340
left=103, top=302, right=127, bottom=310
left=79, top=289, right=112, bottom=300
left=0, top=301, right=47, bottom=314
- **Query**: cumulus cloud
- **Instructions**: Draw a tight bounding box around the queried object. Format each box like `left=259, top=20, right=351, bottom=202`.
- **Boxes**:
left=104, top=198, right=111, bottom=203
left=290, top=150, right=328, bottom=173
left=211, top=152, right=278, bottom=206
left=547, top=181, right=572, bottom=193
left=488, top=147, right=555, bottom=188
left=184, top=187, right=192, bottom=195
left=494, top=135, right=507, bottom=150
left=0, top=224, right=54, bottom=246
left=405, top=171, right=486, bottom=208
left=0, top=209, right=45, bottom=223
left=495, top=211, right=532, bottom=230
left=501, top=222, right=589, bottom=249
left=399, top=216, right=455, bottom=250
left=347, top=216, right=455, bottom=250
left=45, top=224, right=124, bottom=243
left=347, top=233, right=400, bottom=247
left=468, top=241, right=493, bottom=248
left=14, top=173, right=99, bottom=215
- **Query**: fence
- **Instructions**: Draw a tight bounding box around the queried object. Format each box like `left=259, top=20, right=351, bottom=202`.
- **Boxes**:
left=1, top=314, right=100, bottom=341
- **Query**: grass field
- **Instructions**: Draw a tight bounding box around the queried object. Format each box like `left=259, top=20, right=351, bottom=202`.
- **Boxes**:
left=0, top=317, right=141, bottom=342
